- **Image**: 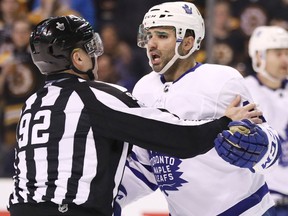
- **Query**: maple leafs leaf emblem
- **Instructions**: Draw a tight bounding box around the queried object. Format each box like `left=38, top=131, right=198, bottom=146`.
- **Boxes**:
left=149, top=151, right=188, bottom=196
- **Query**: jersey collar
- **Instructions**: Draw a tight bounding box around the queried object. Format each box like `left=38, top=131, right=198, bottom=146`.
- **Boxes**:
left=254, top=74, right=288, bottom=90
left=160, top=62, right=202, bottom=84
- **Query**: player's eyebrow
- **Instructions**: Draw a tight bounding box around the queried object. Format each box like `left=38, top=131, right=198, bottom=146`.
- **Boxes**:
left=155, top=31, right=169, bottom=35
left=148, top=30, right=171, bottom=36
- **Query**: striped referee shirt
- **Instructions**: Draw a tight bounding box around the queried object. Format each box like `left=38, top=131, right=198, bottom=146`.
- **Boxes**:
left=9, top=73, right=230, bottom=215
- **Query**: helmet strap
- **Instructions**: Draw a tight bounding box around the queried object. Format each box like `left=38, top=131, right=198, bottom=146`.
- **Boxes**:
left=260, top=68, right=283, bottom=83
left=158, top=54, right=179, bottom=75
left=254, top=54, right=282, bottom=83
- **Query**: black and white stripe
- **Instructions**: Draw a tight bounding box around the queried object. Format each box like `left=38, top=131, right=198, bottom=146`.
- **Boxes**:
left=9, top=73, right=230, bottom=215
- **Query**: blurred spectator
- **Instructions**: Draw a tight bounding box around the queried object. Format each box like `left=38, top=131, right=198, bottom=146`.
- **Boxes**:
left=30, top=0, right=97, bottom=30
left=238, top=4, right=268, bottom=37
left=100, top=23, right=140, bottom=91
left=194, top=0, right=246, bottom=73
left=27, top=0, right=80, bottom=26
left=238, top=4, right=269, bottom=76
left=0, top=18, right=45, bottom=177
left=97, top=53, right=120, bottom=84
left=113, top=0, right=166, bottom=48
left=265, top=0, right=288, bottom=30
left=0, top=0, right=25, bottom=45
left=96, top=0, right=116, bottom=28
left=231, top=0, right=288, bottom=30
left=212, top=0, right=245, bottom=67
left=204, top=0, right=271, bottom=76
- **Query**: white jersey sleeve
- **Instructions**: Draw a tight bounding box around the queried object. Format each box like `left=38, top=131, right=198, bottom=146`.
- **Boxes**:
left=218, top=76, right=281, bottom=172
left=253, top=123, right=280, bottom=172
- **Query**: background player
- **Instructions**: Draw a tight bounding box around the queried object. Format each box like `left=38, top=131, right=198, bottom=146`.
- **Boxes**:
left=245, top=25, right=288, bottom=216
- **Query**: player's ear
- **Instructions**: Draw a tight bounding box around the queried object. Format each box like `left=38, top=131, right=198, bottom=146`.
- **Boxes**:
left=255, top=51, right=262, bottom=67
left=181, top=36, right=194, bottom=54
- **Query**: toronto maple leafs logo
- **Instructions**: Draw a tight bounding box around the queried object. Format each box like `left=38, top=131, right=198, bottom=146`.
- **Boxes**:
left=56, top=22, right=65, bottom=31
left=182, top=4, right=192, bottom=14
left=149, top=151, right=187, bottom=196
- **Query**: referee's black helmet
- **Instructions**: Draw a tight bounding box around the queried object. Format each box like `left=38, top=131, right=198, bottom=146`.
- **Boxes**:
left=30, top=15, right=103, bottom=75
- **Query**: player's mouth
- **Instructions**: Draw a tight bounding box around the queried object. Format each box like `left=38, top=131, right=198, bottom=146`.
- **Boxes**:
left=150, top=52, right=161, bottom=65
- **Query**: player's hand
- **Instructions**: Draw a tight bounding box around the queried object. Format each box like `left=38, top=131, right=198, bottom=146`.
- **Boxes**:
left=214, top=119, right=269, bottom=171
left=224, top=96, right=263, bottom=124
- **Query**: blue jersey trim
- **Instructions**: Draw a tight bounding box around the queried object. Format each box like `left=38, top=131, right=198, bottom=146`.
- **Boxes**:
left=218, top=183, right=269, bottom=216
left=130, top=151, right=154, bottom=173
left=253, top=74, right=288, bottom=90
left=126, top=160, right=158, bottom=191
left=269, top=190, right=288, bottom=198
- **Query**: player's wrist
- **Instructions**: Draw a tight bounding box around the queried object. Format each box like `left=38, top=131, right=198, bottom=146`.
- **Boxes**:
left=252, top=125, right=280, bottom=172
left=219, top=116, right=232, bottom=129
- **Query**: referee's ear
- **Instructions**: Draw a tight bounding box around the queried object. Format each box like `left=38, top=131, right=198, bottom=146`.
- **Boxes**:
left=71, top=48, right=82, bottom=64
left=71, top=48, right=88, bottom=71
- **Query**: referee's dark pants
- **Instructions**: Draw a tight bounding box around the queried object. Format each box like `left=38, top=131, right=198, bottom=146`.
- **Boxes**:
left=9, top=202, right=106, bottom=216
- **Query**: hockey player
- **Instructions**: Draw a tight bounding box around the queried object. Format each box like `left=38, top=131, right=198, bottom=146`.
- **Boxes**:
left=115, top=2, right=280, bottom=216
left=245, top=26, right=288, bottom=216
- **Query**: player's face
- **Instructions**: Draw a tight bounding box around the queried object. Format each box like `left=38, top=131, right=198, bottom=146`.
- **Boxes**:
left=265, top=48, right=288, bottom=80
left=146, top=27, right=176, bottom=72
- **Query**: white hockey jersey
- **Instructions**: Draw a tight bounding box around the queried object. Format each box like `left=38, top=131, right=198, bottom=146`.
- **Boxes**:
left=115, top=63, right=278, bottom=216
left=244, top=75, right=288, bottom=203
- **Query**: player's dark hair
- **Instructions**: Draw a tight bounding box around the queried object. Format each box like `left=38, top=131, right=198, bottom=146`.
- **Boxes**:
left=185, top=29, right=195, bottom=38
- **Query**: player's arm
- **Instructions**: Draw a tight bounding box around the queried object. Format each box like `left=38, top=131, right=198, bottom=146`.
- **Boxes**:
left=214, top=77, right=281, bottom=172
left=88, top=86, right=263, bottom=159
left=114, top=147, right=158, bottom=215
left=214, top=119, right=280, bottom=172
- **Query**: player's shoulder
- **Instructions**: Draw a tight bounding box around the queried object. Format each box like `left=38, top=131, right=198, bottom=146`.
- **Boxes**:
left=200, top=63, right=243, bottom=78
left=133, top=71, right=159, bottom=89
left=137, top=71, right=159, bottom=83
left=244, top=75, right=258, bottom=84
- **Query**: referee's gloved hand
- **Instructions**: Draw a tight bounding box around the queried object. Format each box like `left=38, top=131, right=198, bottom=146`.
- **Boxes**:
left=214, top=119, right=269, bottom=172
